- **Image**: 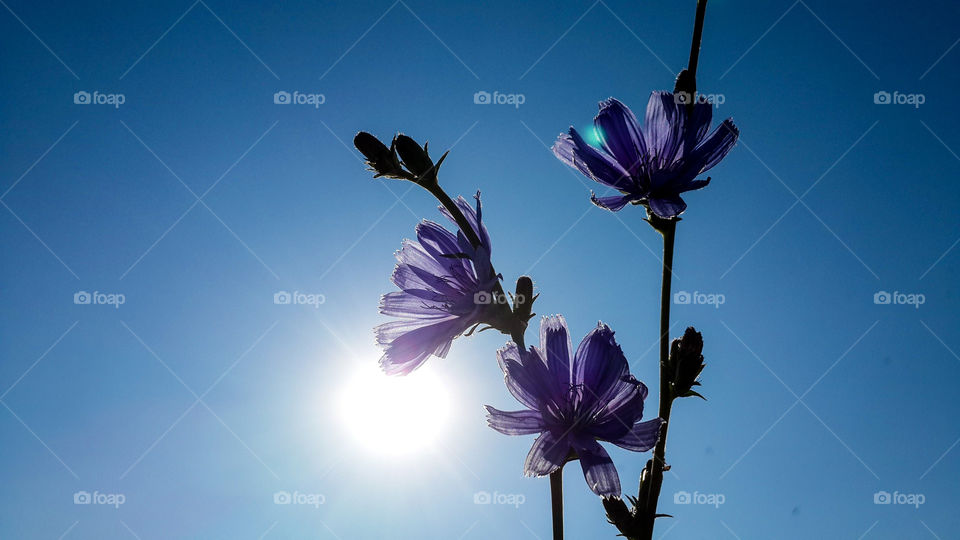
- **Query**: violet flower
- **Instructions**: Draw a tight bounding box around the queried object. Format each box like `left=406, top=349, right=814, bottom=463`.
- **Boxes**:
left=485, top=315, right=662, bottom=498
left=376, top=193, right=501, bottom=375
left=552, top=92, right=739, bottom=219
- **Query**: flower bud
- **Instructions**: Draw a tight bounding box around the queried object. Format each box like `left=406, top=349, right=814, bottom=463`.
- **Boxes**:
left=512, top=276, right=537, bottom=322
left=603, top=460, right=670, bottom=539
left=394, top=134, right=447, bottom=187
left=673, top=68, right=697, bottom=113
left=354, top=132, right=410, bottom=180
left=603, top=496, right=634, bottom=532
left=668, top=326, right=705, bottom=399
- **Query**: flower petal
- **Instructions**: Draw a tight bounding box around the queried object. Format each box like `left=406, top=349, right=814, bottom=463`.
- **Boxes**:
left=506, top=353, right=563, bottom=414
left=416, top=221, right=471, bottom=275
left=540, top=315, right=573, bottom=392
left=643, top=91, right=685, bottom=169
left=376, top=316, right=468, bottom=375
left=571, top=437, right=621, bottom=498
left=379, top=291, right=449, bottom=317
left=438, top=192, right=492, bottom=253
left=676, top=178, right=710, bottom=194
left=552, top=129, right=633, bottom=191
left=647, top=195, right=687, bottom=219
left=590, top=193, right=635, bottom=212
left=484, top=406, right=545, bottom=436
left=572, top=323, right=629, bottom=411
left=589, top=376, right=647, bottom=440
left=524, top=431, right=570, bottom=477
left=684, top=99, right=714, bottom=148
left=690, top=119, right=739, bottom=174
left=594, top=98, right=647, bottom=177
left=608, top=418, right=662, bottom=452
left=498, top=343, right=548, bottom=410
left=393, top=241, right=468, bottom=298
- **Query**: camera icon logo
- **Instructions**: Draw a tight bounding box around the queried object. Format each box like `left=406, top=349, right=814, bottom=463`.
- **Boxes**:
left=74, top=491, right=92, bottom=504
left=74, top=91, right=91, bottom=105
left=274, top=491, right=292, bottom=504
left=674, top=491, right=692, bottom=504
left=274, top=291, right=292, bottom=305
left=673, top=291, right=692, bottom=305
left=474, top=291, right=492, bottom=304
left=873, top=491, right=891, bottom=504
left=473, top=91, right=491, bottom=105
left=873, top=290, right=892, bottom=305
left=674, top=91, right=693, bottom=105
left=473, top=491, right=492, bottom=504
left=74, top=291, right=92, bottom=305
left=274, top=91, right=291, bottom=104
left=873, top=91, right=891, bottom=105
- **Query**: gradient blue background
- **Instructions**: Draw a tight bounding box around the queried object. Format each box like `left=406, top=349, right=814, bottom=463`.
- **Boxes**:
left=2, top=0, right=959, bottom=538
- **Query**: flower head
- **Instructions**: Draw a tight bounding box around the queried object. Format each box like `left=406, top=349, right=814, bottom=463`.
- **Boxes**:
left=552, top=92, right=739, bottom=219
left=376, top=192, right=501, bottom=375
left=485, top=315, right=662, bottom=498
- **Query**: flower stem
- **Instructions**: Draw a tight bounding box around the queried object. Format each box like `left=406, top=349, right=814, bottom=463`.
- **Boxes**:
left=638, top=3, right=709, bottom=533
left=428, top=186, right=484, bottom=250
left=686, top=0, right=708, bottom=81
left=657, top=220, right=676, bottom=423
left=640, top=218, right=676, bottom=537
left=549, top=468, right=563, bottom=540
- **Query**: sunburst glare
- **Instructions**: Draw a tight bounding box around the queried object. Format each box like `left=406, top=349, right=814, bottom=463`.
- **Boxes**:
left=338, top=364, right=452, bottom=456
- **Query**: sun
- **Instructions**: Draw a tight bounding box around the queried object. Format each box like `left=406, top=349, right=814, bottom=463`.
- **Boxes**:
left=338, top=364, right=452, bottom=456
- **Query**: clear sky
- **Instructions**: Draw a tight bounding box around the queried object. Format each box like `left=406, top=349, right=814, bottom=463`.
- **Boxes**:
left=2, top=1, right=959, bottom=538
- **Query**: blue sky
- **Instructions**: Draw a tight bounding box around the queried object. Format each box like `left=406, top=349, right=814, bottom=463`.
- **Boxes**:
left=2, top=0, right=959, bottom=538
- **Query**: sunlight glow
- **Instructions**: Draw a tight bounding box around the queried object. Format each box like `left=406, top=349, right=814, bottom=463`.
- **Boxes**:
left=584, top=124, right=604, bottom=147
left=338, top=364, right=452, bottom=457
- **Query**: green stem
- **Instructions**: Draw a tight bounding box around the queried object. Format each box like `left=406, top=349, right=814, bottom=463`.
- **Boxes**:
left=550, top=468, right=563, bottom=540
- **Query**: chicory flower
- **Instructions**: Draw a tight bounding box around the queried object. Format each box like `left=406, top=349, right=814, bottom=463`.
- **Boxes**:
left=376, top=193, right=501, bottom=375
left=485, top=315, right=662, bottom=498
left=552, top=92, right=739, bottom=219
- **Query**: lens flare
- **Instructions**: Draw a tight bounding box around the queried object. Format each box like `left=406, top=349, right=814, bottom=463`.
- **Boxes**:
left=583, top=124, right=604, bottom=147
